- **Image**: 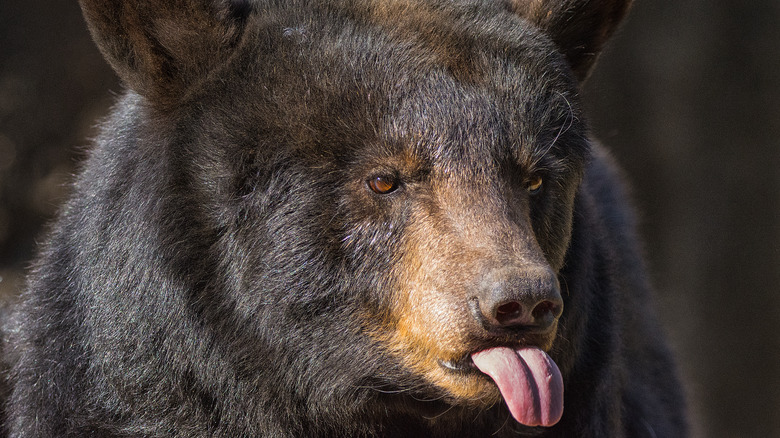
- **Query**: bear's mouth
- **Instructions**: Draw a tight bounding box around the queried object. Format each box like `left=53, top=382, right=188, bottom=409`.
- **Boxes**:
left=437, top=329, right=558, bottom=375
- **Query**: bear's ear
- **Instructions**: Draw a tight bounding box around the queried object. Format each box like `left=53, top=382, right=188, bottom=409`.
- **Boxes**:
left=508, top=0, right=632, bottom=81
left=79, top=0, right=252, bottom=104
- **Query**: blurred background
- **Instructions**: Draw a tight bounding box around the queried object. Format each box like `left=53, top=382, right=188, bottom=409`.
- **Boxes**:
left=0, top=1, right=778, bottom=436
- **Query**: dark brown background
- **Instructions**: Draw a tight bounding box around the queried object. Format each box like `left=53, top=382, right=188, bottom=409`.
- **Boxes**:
left=1, top=2, right=778, bottom=436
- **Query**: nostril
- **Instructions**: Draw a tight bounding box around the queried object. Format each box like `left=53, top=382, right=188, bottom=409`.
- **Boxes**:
left=495, top=301, right=524, bottom=326
left=531, top=300, right=561, bottom=326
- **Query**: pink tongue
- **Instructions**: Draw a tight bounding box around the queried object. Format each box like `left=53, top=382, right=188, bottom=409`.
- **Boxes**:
left=471, top=346, right=563, bottom=427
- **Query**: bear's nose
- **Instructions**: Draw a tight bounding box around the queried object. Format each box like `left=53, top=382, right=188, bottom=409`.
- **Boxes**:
left=474, top=266, right=563, bottom=332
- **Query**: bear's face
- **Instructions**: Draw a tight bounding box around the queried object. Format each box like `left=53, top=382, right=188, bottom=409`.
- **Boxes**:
left=335, top=43, right=585, bottom=409
left=78, top=0, right=630, bottom=425
left=177, top=8, right=588, bottom=409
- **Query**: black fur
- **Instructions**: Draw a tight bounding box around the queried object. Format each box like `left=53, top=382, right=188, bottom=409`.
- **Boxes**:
left=2, top=0, right=687, bottom=436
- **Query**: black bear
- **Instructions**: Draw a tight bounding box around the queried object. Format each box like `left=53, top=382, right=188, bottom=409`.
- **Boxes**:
left=2, top=0, right=687, bottom=436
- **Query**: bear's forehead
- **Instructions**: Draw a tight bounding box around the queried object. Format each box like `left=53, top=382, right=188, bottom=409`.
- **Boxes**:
left=383, top=74, right=582, bottom=166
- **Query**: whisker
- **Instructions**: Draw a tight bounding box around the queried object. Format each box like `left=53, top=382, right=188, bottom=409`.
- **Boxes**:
left=422, top=403, right=456, bottom=421
left=530, top=91, right=578, bottom=170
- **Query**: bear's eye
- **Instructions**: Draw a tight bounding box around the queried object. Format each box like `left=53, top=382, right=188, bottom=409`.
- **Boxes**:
left=367, top=175, right=398, bottom=194
left=527, top=175, right=543, bottom=194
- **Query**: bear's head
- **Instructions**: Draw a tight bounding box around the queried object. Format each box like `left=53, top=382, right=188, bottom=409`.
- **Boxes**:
left=79, top=0, right=630, bottom=429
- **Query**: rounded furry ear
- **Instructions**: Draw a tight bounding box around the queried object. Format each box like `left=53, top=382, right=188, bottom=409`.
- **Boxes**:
left=79, top=0, right=253, bottom=104
left=508, top=0, right=632, bottom=81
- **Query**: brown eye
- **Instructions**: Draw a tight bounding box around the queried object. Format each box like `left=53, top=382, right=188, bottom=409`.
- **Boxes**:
left=368, top=176, right=398, bottom=194
left=527, top=175, right=543, bottom=194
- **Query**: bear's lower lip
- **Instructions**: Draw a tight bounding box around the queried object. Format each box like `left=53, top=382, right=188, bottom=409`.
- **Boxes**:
left=438, top=355, right=478, bottom=373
